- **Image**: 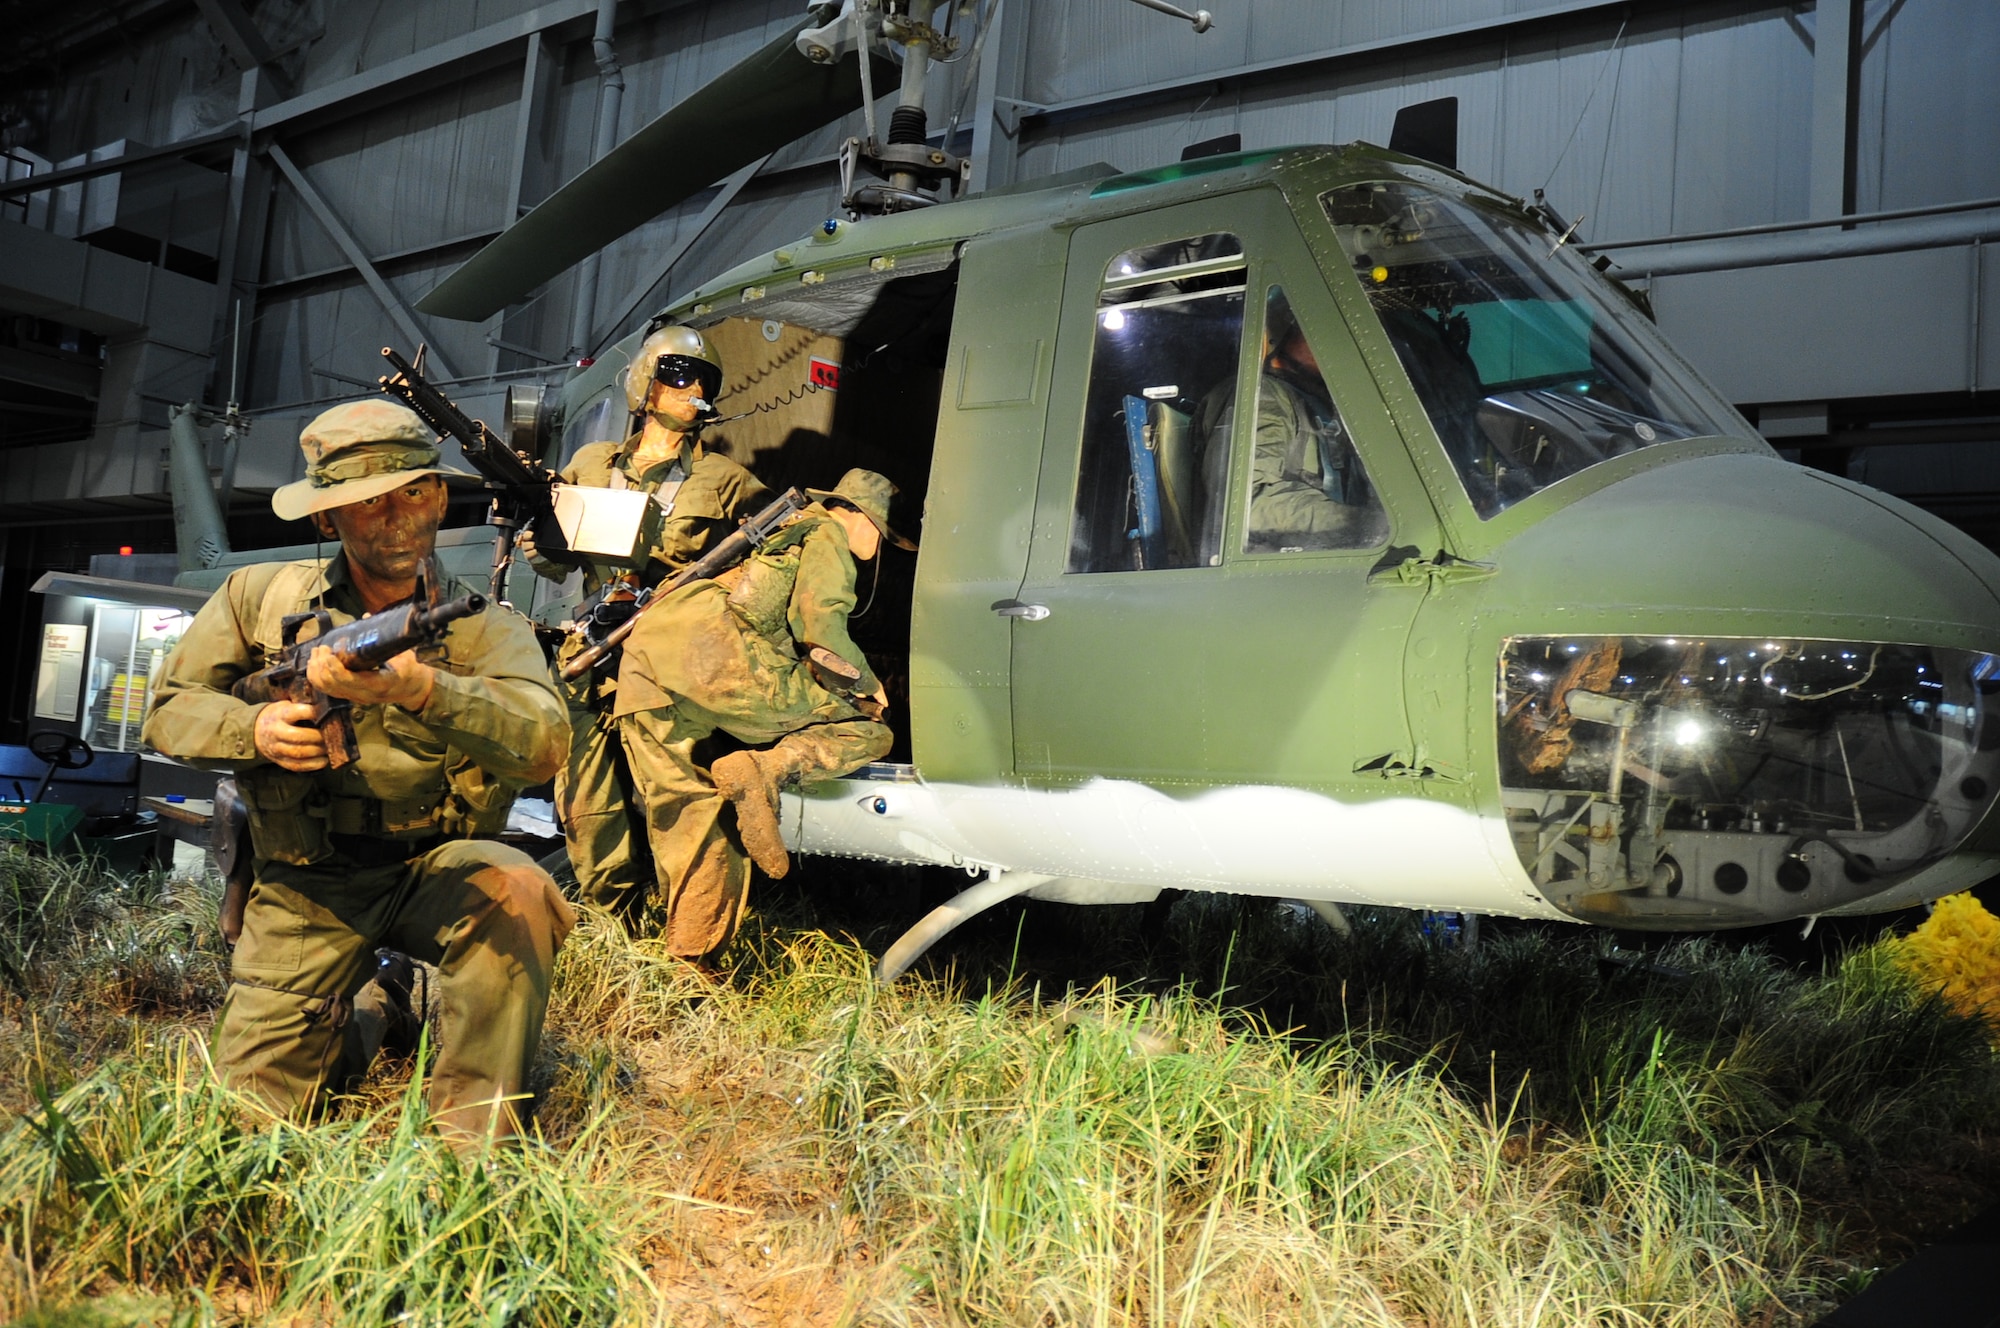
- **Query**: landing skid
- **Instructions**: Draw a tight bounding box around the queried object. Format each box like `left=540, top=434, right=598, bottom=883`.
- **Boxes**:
left=876, top=871, right=1053, bottom=983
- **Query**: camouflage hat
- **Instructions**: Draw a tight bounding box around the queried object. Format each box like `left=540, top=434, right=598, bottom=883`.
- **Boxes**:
left=807, top=468, right=917, bottom=551
left=270, top=399, right=473, bottom=520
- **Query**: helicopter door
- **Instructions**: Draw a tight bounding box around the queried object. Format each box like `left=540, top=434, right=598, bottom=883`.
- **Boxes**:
left=1011, top=196, right=1432, bottom=791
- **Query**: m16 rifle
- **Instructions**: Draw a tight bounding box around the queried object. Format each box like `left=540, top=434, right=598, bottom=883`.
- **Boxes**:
left=378, top=344, right=574, bottom=600
left=231, top=557, right=486, bottom=769
left=561, top=486, right=813, bottom=681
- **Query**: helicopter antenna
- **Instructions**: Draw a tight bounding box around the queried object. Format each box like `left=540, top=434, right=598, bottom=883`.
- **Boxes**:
left=1124, top=0, right=1213, bottom=33
left=1540, top=14, right=1627, bottom=193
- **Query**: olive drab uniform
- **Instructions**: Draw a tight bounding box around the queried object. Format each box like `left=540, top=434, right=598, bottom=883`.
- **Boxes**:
left=143, top=555, right=572, bottom=1142
left=612, top=504, right=892, bottom=957
left=548, top=432, right=768, bottom=922
left=1198, top=370, right=1391, bottom=552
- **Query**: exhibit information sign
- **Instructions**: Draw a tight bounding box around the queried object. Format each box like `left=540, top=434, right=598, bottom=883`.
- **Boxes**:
left=33, top=623, right=89, bottom=722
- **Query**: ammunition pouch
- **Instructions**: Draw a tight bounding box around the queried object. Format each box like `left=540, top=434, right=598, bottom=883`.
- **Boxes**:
left=440, top=756, right=510, bottom=838
left=236, top=767, right=332, bottom=866
left=237, top=768, right=447, bottom=867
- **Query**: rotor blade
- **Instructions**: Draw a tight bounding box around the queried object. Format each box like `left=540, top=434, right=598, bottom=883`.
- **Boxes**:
left=418, top=17, right=901, bottom=322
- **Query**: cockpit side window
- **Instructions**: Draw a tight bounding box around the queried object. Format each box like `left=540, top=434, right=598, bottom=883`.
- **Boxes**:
left=1068, top=233, right=1246, bottom=573
left=1219, top=287, right=1390, bottom=553
left=1322, top=182, right=1749, bottom=518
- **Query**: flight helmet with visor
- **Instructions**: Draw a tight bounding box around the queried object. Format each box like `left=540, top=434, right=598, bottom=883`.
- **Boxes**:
left=625, top=324, right=724, bottom=418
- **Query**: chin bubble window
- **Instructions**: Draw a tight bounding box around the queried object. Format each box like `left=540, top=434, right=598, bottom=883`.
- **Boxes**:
left=1498, top=636, right=2000, bottom=927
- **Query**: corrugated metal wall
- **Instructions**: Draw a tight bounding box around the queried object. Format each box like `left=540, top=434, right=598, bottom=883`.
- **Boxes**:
left=3, top=0, right=1996, bottom=513
left=1013, top=2, right=1827, bottom=242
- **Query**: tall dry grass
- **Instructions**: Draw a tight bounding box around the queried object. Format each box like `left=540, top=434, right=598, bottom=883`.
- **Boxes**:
left=5, top=845, right=1997, bottom=1325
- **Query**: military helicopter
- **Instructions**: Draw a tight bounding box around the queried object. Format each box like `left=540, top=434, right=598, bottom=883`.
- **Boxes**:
left=143, top=0, right=2000, bottom=980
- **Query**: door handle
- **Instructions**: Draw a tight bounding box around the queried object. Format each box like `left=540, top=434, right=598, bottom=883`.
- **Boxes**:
left=991, top=599, right=1050, bottom=621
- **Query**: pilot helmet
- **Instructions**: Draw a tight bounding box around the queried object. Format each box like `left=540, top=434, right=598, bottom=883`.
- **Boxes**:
left=625, top=324, right=723, bottom=417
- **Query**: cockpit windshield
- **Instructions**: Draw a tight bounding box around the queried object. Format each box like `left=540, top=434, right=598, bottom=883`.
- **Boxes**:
left=1321, top=182, right=1751, bottom=518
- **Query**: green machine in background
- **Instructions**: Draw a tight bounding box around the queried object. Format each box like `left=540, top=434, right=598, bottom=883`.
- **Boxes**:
left=0, top=733, right=92, bottom=849
left=0, top=734, right=156, bottom=871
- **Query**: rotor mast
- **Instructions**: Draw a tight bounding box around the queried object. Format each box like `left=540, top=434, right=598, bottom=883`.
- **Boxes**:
left=821, top=0, right=969, bottom=214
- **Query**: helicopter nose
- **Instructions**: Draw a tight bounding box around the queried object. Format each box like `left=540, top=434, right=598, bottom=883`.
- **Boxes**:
left=1488, top=451, right=2000, bottom=931
left=1501, top=452, right=2000, bottom=632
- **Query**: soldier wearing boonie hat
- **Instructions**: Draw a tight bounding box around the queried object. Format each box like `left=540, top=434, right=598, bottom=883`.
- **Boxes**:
left=143, top=397, right=572, bottom=1150
left=270, top=399, right=474, bottom=521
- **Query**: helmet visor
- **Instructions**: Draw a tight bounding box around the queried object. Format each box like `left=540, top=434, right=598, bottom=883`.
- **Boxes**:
left=652, top=354, right=721, bottom=400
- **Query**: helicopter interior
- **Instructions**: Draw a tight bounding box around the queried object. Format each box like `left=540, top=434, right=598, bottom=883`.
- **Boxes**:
left=1067, top=232, right=1391, bottom=572
left=641, top=252, right=962, bottom=762
left=1321, top=181, right=1745, bottom=519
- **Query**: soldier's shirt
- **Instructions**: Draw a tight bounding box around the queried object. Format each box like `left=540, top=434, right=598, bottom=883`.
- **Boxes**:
left=559, top=432, right=769, bottom=592
left=142, top=554, right=566, bottom=852
left=616, top=505, right=880, bottom=717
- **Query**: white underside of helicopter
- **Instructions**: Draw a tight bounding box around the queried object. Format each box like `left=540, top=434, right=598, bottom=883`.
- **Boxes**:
left=784, top=771, right=1568, bottom=920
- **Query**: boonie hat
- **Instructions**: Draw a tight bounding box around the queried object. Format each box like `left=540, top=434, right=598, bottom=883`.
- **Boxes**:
left=807, top=468, right=918, bottom=551
left=270, top=399, right=474, bottom=521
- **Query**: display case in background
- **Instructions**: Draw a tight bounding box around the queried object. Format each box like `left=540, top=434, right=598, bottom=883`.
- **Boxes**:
left=79, top=604, right=192, bottom=754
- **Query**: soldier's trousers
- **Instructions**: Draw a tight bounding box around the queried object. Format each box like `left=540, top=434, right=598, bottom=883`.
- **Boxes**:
left=555, top=695, right=655, bottom=922
left=616, top=707, right=888, bottom=961
left=213, top=840, right=575, bottom=1146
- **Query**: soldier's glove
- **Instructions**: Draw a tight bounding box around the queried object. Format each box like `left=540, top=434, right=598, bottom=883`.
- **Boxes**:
left=517, top=525, right=570, bottom=582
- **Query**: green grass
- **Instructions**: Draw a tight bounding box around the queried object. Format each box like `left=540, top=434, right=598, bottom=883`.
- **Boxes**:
left=3, top=844, right=1998, bottom=1326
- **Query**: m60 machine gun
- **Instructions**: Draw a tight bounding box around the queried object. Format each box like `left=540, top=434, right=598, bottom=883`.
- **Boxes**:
left=379, top=344, right=575, bottom=600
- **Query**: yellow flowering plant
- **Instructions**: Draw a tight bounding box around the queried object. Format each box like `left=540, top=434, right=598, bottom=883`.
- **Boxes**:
left=1890, top=891, right=2000, bottom=1035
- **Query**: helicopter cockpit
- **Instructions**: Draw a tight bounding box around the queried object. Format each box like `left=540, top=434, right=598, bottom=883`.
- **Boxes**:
left=1322, top=180, right=1750, bottom=518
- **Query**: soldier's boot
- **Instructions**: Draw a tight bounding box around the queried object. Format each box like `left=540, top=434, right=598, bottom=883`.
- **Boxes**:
left=712, top=750, right=790, bottom=879
left=349, top=948, right=425, bottom=1066
left=715, top=722, right=895, bottom=880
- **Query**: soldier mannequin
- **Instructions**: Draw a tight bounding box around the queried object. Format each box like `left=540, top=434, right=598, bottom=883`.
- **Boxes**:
left=1198, top=310, right=1389, bottom=552
left=144, top=400, right=573, bottom=1147
left=611, top=469, right=911, bottom=959
left=521, top=327, right=767, bottom=930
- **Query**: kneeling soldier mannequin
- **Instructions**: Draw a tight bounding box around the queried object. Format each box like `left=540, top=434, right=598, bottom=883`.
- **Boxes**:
left=613, top=469, right=913, bottom=967
left=143, top=400, right=572, bottom=1147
